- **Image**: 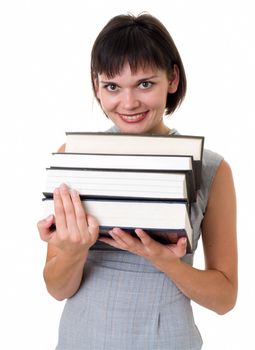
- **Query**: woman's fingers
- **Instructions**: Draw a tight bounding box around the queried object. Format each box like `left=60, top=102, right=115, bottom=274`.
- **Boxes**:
left=99, top=228, right=142, bottom=253
left=69, top=189, right=99, bottom=242
left=165, top=237, right=187, bottom=257
left=53, top=187, right=67, bottom=233
left=135, top=228, right=154, bottom=246
left=87, top=214, right=100, bottom=240
left=70, top=188, right=88, bottom=235
left=101, top=227, right=187, bottom=261
left=58, top=184, right=80, bottom=234
left=52, top=184, right=99, bottom=250
left=176, top=237, right=187, bottom=256
left=37, top=214, right=55, bottom=242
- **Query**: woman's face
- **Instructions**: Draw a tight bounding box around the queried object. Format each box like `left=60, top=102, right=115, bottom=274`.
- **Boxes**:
left=95, top=63, right=179, bottom=135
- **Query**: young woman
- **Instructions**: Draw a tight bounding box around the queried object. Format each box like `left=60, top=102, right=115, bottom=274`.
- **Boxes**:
left=37, top=13, right=237, bottom=350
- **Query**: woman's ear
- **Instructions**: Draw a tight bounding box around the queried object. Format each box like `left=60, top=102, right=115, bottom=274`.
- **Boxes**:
left=93, top=73, right=100, bottom=100
left=168, top=64, right=180, bottom=94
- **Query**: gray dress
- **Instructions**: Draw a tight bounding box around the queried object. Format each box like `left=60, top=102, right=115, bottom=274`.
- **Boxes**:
left=56, top=128, right=223, bottom=350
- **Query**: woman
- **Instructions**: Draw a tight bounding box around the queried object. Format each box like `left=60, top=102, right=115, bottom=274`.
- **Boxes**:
left=38, top=13, right=237, bottom=350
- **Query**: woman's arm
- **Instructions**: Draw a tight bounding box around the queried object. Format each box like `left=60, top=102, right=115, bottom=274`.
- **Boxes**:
left=42, top=238, right=89, bottom=302
left=38, top=144, right=99, bottom=301
left=99, top=160, right=237, bottom=314
left=162, top=159, right=237, bottom=314
left=38, top=185, right=99, bottom=301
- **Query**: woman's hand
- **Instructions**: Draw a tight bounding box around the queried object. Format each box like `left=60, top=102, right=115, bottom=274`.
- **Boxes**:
left=99, top=227, right=187, bottom=268
left=37, top=184, right=99, bottom=256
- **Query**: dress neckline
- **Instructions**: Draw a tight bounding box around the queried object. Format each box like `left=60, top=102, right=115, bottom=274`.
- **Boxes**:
left=107, top=125, right=179, bottom=136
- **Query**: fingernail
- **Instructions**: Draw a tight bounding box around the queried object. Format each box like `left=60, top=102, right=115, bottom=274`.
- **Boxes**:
left=54, top=187, right=60, bottom=195
left=70, top=188, right=79, bottom=197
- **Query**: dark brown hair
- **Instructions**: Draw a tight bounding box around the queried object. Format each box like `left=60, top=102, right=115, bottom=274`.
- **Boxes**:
left=91, top=13, right=186, bottom=115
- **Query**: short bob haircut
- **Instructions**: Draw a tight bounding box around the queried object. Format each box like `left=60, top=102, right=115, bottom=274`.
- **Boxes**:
left=91, top=13, right=187, bottom=115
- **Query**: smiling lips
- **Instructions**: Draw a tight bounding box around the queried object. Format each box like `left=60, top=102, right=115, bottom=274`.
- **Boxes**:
left=118, top=112, right=148, bottom=123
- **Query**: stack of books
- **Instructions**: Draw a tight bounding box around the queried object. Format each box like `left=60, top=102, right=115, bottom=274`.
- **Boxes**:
left=43, top=132, right=204, bottom=253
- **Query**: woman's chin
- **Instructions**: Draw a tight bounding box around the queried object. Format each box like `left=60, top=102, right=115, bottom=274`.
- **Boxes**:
left=117, top=125, right=148, bottom=134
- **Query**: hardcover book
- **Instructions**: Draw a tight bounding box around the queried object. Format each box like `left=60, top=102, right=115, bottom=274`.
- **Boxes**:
left=64, top=132, right=204, bottom=189
left=44, top=167, right=195, bottom=202
left=43, top=197, right=193, bottom=253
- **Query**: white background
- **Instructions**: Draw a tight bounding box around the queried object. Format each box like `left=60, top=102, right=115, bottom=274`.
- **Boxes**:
left=0, top=0, right=254, bottom=349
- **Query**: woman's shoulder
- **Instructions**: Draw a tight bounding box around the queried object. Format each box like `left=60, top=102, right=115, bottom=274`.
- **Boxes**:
left=199, top=148, right=226, bottom=202
left=201, top=148, right=224, bottom=181
left=202, top=148, right=224, bottom=170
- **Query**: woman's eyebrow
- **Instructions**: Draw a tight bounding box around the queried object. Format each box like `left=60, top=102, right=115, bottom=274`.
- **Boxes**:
left=136, top=75, right=159, bottom=83
left=99, top=75, right=159, bottom=84
left=99, top=80, right=119, bottom=85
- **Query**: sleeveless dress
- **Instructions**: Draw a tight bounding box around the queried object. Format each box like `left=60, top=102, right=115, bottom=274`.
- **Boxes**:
left=56, top=127, right=223, bottom=350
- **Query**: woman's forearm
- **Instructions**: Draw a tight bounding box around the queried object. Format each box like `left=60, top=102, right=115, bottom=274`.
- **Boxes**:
left=155, top=259, right=237, bottom=314
left=43, top=250, right=89, bottom=301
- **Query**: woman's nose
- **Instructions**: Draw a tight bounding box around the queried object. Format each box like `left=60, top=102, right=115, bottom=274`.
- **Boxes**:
left=121, top=90, right=140, bottom=110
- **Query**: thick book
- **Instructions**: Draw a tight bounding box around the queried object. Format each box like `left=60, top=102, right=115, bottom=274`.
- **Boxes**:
left=43, top=197, right=193, bottom=253
left=44, top=167, right=196, bottom=202
left=64, top=132, right=204, bottom=189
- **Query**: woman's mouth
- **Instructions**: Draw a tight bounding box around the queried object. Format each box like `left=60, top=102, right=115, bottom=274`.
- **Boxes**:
left=118, top=112, right=148, bottom=123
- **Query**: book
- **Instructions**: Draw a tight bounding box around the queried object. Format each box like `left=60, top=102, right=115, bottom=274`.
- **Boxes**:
left=50, top=152, right=194, bottom=173
left=44, top=167, right=196, bottom=202
left=43, top=197, right=193, bottom=253
left=64, top=132, right=204, bottom=189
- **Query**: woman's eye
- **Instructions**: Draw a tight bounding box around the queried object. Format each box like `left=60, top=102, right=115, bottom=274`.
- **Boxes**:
left=139, top=81, right=153, bottom=89
left=105, top=84, right=118, bottom=91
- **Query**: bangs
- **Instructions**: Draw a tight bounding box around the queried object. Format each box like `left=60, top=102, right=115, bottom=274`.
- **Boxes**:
left=92, top=26, right=170, bottom=77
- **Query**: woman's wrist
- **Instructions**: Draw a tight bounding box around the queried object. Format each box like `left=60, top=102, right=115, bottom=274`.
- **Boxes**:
left=57, top=247, right=89, bottom=265
left=150, top=253, right=183, bottom=274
